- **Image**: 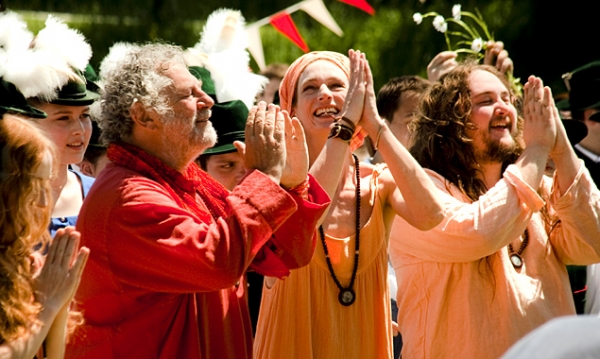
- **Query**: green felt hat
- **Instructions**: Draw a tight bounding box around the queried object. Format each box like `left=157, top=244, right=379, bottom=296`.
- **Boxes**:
left=188, top=66, right=248, bottom=155
left=0, top=78, right=47, bottom=119
left=49, top=68, right=100, bottom=106
left=557, top=61, right=600, bottom=111
left=203, top=99, right=248, bottom=155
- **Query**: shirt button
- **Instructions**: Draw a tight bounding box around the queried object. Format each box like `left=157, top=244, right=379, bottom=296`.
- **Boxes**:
left=59, top=217, right=67, bottom=223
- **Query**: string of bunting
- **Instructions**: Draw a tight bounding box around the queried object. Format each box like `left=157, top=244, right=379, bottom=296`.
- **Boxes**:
left=245, top=0, right=374, bottom=70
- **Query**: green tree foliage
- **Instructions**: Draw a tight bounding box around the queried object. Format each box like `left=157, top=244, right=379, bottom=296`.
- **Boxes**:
left=8, top=0, right=600, bottom=94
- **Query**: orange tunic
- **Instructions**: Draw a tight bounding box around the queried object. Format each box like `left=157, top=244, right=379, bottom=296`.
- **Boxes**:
left=254, top=167, right=393, bottom=359
left=389, top=163, right=600, bottom=359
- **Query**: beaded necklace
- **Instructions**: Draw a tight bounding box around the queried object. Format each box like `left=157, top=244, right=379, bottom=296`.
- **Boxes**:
left=318, top=154, right=360, bottom=306
left=508, top=229, right=529, bottom=269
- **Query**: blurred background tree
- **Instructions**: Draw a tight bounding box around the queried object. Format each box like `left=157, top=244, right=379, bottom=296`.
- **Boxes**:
left=7, top=0, right=600, bottom=95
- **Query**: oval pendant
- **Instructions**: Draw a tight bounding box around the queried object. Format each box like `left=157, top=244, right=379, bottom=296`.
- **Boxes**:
left=510, top=253, right=523, bottom=268
left=338, top=288, right=356, bottom=306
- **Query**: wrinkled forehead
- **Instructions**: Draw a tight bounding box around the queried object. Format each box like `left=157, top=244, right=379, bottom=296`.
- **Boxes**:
left=162, top=64, right=200, bottom=93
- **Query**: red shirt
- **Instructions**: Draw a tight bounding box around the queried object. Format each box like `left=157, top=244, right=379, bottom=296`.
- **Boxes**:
left=66, top=162, right=329, bottom=359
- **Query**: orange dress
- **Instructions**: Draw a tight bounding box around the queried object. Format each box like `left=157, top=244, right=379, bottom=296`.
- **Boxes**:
left=254, top=167, right=393, bottom=359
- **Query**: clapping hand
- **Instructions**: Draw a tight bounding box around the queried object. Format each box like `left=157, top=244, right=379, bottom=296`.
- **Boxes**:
left=522, top=75, right=556, bottom=154
left=235, top=101, right=286, bottom=185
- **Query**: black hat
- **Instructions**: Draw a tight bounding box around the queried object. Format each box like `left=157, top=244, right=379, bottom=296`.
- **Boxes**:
left=87, top=119, right=106, bottom=148
left=203, top=100, right=248, bottom=155
left=0, top=79, right=47, bottom=119
left=561, top=118, right=588, bottom=145
left=557, top=61, right=600, bottom=111
left=49, top=68, right=100, bottom=106
left=189, top=66, right=248, bottom=155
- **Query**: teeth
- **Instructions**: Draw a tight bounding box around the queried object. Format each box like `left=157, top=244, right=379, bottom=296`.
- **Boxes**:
left=68, top=143, right=83, bottom=146
left=315, top=107, right=338, bottom=116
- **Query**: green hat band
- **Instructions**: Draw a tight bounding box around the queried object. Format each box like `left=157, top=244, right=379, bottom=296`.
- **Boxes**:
left=50, top=69, right=100, bottom=106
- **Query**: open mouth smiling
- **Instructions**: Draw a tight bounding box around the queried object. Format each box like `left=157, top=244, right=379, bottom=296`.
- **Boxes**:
left=314, top=107, right=339, bottom=118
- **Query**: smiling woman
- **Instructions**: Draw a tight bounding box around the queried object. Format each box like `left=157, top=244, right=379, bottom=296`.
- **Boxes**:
left=253, top=50, right=444, bottom=359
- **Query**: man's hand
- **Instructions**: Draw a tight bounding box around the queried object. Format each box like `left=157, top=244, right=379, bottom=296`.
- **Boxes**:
left=484, top=41, right=513, bottom=75
left=522, top=75, right=556, bottom=153
left=427, top=51, right=458, bottom=82
left=236, top=101, right=286, bottom=184
left=280, top=111, right=309, bottom=189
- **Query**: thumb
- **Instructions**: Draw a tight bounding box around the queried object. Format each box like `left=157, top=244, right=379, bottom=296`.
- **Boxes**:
left=234, top=141, right=246, bottom=158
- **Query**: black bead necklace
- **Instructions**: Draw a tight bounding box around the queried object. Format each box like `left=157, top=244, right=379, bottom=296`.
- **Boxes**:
left=318, top=154, right=360, bottom=306
left=508, top=229, right=529, bottom=269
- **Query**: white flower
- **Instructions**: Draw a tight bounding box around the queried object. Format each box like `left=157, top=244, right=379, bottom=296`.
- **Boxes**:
left=433, top=15, right=447, bottom=33
left=413, top=13, right=423, bottom=25
left=452, top=5, right=461, bottom=20
left=471, top=37, right=483, bottom=52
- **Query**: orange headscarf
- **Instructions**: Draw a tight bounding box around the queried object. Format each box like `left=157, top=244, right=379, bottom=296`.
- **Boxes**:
left=279, top=51, right=367, bottom=151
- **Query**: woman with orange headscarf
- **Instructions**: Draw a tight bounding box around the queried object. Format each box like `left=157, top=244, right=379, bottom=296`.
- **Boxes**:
left=253, top=50, right=444, bottom=359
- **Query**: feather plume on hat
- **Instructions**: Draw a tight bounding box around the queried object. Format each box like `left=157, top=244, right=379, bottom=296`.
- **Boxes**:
left=188, top=8, right=268, bottom=109
left=33, top=15, right=92, bottom=72
left=0, top=13, right=90, bottom=102
left=0, top=12, right=34, bottom=61
left=99, top=42, right=140, bottom=80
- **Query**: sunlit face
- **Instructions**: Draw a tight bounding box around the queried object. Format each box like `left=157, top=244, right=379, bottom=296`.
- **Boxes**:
left=466, top=69, right=519, bottom=164
left=32, top=103, right=92, bottom=166
left=292, top=60, right=348, bottom=137
left=160, top=64, right=216, bottom=158
left=388, top=92, right=420, bottom=148
left=204, top=151, right=247, bottom=191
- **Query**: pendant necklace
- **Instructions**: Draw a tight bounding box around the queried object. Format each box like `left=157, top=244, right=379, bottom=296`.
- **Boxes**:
left=508, top=229, right=529, bottom=269
left=319, top=154, right=361, bottom=306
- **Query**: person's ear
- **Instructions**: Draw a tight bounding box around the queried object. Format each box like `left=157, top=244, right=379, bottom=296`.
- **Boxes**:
left=78, top=160, right=95, bottom=178
left=130, top=100, right=160, bottom=130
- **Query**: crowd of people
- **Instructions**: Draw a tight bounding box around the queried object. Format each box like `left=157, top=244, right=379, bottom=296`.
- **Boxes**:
left=1, top=8, right=600, bottom=359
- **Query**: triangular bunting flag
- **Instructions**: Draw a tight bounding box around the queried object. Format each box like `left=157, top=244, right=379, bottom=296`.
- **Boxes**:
left=246, top=25, right=266, bottom=70
left=270, top=12, right=309, bottom=53
left=300, top=0, right=343, bottom=37
left=337, top=0, right=375, bottom=15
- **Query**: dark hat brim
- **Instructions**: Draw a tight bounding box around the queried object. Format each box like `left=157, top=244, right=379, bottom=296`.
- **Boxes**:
left=203, top=131, right=245, bottom=155
left=557, top=98, right=600, bottom=112
left=0, top=104, right=47, bottom=119
left=562, top=119, right=588, bottom=144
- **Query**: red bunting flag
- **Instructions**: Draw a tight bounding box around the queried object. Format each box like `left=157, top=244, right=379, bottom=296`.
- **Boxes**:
left=270, top=12, right=310, bottom=53
left=337, top=0, right=375, bottom=15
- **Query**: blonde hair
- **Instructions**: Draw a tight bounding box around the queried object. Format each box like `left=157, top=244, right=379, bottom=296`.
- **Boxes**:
left=0, top=114, right=54, bottom=344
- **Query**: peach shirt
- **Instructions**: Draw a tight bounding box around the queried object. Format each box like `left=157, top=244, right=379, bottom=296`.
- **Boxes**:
left=389, top=162, right=600, bottom=359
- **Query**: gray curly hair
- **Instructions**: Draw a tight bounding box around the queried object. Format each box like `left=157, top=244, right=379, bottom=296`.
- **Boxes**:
left=98, top=43, right=186, bottom=144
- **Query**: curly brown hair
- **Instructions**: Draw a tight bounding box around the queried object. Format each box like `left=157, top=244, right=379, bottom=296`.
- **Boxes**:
left=0, top=114, right=54, bottom=344
left=410, top=61, right=523, bottom=201
left=99, top=43, right=185, bottom=145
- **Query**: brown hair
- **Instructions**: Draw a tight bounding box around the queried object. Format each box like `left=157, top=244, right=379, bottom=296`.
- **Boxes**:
left=410, top=61, right=522, bottom=201
left=376, top=75, right=432, bottom=123
left=0, top=114, right=54, bottom=344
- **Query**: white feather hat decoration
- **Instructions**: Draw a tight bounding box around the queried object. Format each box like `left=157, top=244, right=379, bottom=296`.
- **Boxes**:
left=0, top=11, right=34, bottom=66
left=190, top=8, right=268, bottom=108
left=0, top=13, right=83, bottom=101
left=33, top=15, right=92, bottom=72
left=99, top=42, right=140, bottom=80
left=193, top=9, right=248, bottom=55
